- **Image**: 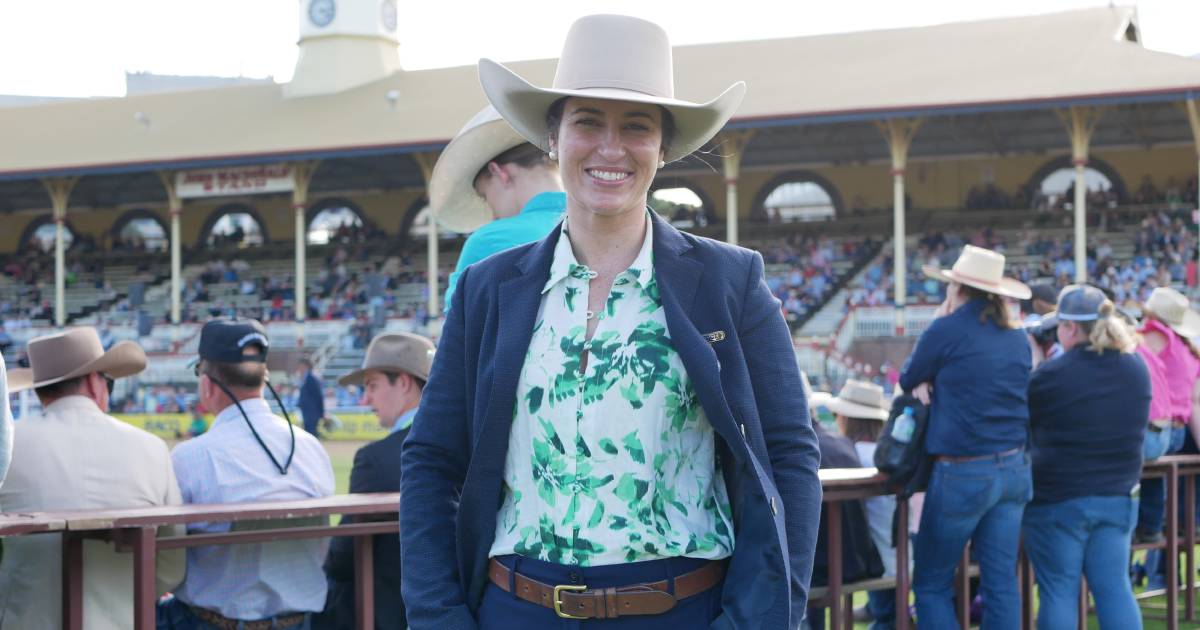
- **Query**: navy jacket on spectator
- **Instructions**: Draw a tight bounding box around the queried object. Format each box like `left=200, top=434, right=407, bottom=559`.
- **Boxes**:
left=319, top=428, right=407, bottom=630
left=1027, top=345, right=1150, bottom=504
left=400, top=214, right=822, bottom=630
left=299, top=370, right=325, bottom=436
left=899, top=298, right=1032, bottom=456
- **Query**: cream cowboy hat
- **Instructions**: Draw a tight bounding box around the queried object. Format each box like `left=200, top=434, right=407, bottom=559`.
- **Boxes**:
left=1143, top=287, right=1200, bottom=338
left=338, top=332, right=436, bottom=386
left=923, top=244, right=1032, bottom=301
left=477, top=14, right=746, bottom=164
left=6, top=327, right=146, bottom=393
left=825, top=379, right=890, bottom=422
left=428, top=107, right=529, bottom=233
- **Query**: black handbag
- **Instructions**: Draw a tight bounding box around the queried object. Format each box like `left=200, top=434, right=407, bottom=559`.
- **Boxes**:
left=873, top=393, right=934, bottom=499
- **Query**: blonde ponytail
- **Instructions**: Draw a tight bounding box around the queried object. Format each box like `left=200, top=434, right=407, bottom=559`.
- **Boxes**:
left=1084, top=300, right=1137, bottom=354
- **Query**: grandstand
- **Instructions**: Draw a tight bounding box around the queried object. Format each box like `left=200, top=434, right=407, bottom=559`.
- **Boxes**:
left=1, top=5, right=1199, bottom=413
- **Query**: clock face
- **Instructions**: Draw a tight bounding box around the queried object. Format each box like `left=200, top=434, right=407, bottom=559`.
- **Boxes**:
left=308, top=0, right=336, bottom=28
left=380, top=0, right=398, bottom=32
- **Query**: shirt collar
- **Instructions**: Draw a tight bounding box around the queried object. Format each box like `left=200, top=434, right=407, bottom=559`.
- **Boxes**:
left=392, top=407, right=419, bottom=434
left=212, top=397, right=273, bottom=427
left=542, top=210, right=654, bottom=295
left=44, top=395, right=101, bottom=416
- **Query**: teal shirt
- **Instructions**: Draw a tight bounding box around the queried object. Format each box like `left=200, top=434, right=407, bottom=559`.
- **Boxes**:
left=444, top=192, right=566, bottom=313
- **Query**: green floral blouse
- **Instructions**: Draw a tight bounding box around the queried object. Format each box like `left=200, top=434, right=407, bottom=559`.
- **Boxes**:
left=489, top=214, right=735, bottom=566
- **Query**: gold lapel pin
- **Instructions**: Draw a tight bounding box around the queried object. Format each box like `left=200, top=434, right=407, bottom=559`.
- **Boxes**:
left=703, top=331, right=726, bottom=343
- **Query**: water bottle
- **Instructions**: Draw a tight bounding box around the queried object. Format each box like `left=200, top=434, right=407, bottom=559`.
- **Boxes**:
left=891, top=406, right=916, bottom=443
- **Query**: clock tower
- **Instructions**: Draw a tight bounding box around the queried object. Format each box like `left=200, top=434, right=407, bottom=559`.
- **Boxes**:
left=285, top=0, right=402, bottom=98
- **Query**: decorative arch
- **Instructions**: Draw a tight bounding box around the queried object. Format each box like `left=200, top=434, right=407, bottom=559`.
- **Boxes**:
left=110, top=208, right=169, bottom=251
left=197, top=203, right=269, bottom=248
left=305, top=197, right=369, bottom=245
left=1025, top=154, right=1128, bottom=205
left=19, top=214, right=77, bottom=254
left=750, top=170, right=844, bottom=223
left=649, top=177, right=716, bottom=229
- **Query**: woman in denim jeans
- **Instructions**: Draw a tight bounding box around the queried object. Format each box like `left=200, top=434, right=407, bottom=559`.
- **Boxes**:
left=1022, top=285, right=1150, bottom=629
left=900, top=245, right=1033, bottom=629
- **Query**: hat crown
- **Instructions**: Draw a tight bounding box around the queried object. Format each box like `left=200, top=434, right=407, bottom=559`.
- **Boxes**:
left=28, top=328, right=104, bottom=383
left=951, top=245, right=1006, bottom=284
left=1147, top=287, right=1190, bottom=324
left=552, top=14, right=674, bottom=99
left=837, top=379, right=887, bottom=411
left=362, top=333, right=435, bottom=381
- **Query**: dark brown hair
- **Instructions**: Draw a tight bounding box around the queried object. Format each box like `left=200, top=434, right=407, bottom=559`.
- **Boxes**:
left=472, top=142, right=552, bottom=186
left=841, top=416, right=884, bottom=444
left=545, top=98, right=676, bottom=156
left=35, top=375, right=86, bottom=401
left=961, top=285, right=1018, bottom=329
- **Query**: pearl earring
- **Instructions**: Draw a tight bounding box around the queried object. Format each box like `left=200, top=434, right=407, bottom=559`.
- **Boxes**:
left=548, top=150, right=557, bottom=161
left=658, top=160, right=666, bottom=169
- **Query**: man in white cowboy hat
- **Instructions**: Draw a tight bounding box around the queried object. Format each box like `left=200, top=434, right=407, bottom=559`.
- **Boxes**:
left=321, top=332, right=435, bottom=630
left=0, top=327, right=185, bottom=630
left=432, top=106, right=565, bottom=313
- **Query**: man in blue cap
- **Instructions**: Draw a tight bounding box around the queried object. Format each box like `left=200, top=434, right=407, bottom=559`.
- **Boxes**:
left=429, top=107, right=565, bottom=313
left=159, top=318, right=335, bottom=630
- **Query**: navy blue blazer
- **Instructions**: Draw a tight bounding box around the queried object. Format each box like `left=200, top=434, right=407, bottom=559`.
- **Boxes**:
left=400, top=213, right=821, bottom=629
left=299, top=371, right=325, bottom=432
left=321, top=428, right=408, bottom=629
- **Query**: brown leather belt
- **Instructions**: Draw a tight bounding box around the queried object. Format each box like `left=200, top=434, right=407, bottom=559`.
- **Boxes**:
left=189, top=605, right=305, bottom=630
left=487, top=557, right=726, bottom=620
left=936, top=446, right=1022, bottom=464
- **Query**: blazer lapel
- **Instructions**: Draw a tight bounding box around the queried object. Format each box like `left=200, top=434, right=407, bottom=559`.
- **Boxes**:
left=477, top=225, right=562, bottom=456
left=651, top=215, right=738, bottom=443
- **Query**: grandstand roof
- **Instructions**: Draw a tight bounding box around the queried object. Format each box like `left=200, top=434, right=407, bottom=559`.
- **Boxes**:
left=1, top=6, right=1197, bottom=183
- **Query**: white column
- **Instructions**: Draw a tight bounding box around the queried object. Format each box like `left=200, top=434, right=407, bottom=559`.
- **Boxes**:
left=427, top=210, right=439, bottom=315
left=878, top=118, right=922, bottom=335
left=893, top=168, right=907, bottom=324
left=725, top=178, right=739, bottom=247
left=1073, top=159, right=1088, bottom=283
left=295, top=202, right=307, bottom=322
left=169, top=206, right=182, bottom=324
left=54, top=214, right=65, bottom=327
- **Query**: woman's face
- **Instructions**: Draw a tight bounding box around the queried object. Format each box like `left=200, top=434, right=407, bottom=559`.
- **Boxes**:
left=551, top=96, right=665, bottom=220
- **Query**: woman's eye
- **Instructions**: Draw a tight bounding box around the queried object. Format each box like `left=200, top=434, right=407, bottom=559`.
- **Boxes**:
left=575, top=118, right=601, bottom=127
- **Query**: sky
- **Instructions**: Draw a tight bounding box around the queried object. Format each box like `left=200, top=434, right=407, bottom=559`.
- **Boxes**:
left=1, top=0, right=1198, bottom=98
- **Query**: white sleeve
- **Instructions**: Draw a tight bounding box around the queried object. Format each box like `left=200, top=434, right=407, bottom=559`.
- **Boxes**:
left=0, top=354, right=12, bottom=488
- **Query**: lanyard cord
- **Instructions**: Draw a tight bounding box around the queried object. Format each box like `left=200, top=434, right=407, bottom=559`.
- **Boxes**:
left=211, top=378, right=297, bottom=475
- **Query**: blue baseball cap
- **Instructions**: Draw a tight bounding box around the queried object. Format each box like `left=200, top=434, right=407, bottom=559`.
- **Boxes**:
left=1052, top=284, right=1108, bottom=322
left=197, top=318, right=269, bottom=364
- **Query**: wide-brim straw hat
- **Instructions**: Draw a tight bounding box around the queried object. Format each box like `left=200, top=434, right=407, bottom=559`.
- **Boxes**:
left=923, top=244, right=1032, bottom=301
left=6, top=327, right=146, bottom=393
left=800, top=371, right=832, bottom=412
left=1143, top=286, right=1200, bottom=338
left=825, top=379, right=890, bottom=422
left=429, top=107, right=529, bottom=233
left=338, top=332, right=436, bottom=387
left=477, top=14, right=746, bottom=164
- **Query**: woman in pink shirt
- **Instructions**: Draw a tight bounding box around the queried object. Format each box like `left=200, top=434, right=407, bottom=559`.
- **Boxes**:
left=1135, top=287, right=1200, bottom=544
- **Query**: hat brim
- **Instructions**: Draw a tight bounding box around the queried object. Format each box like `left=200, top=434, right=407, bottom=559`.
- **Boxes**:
left=825, top=396, right=890, bottom=422
left=922, top=265, right=1032, bottom=301
left=1146, top=306, right=1200, bottom=339
left=337, top=368, right=367, bottom=387
left=7, top=340, right=146, bottom=393
left=428, top=116, right=528, bottom=233
left=808, top=391, right=832, bottom=410
left=478, top=58, right=747, bottom=164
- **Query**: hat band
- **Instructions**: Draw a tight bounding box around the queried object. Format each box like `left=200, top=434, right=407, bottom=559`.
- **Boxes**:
left=557, top=78, right=670, bottom=98
left=1058, top=312, right=1100, bottom=322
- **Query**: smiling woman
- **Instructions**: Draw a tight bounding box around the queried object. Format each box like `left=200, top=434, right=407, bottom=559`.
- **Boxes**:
left=399, top=14, right=821, bottom=630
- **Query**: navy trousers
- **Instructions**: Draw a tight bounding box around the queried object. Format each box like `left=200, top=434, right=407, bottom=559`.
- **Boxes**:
left=479, top=555, right=724, bottom=629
